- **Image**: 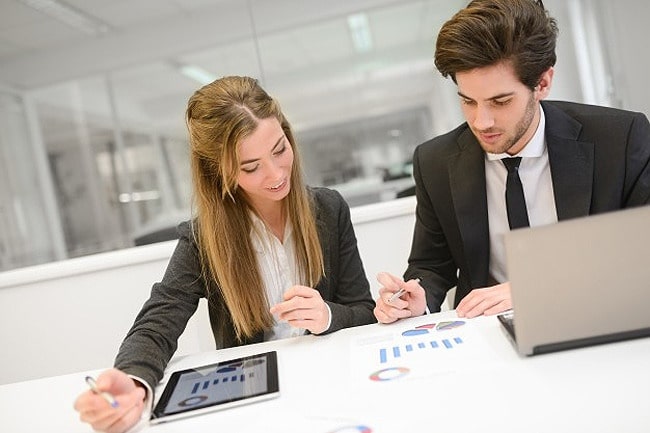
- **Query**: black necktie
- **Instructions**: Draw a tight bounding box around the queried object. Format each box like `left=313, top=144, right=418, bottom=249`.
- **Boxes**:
left=502, top=157, right=530, bottom=229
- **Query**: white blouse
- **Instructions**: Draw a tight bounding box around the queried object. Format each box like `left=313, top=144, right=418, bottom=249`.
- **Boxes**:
left=249, top=212, right=306, bottom=340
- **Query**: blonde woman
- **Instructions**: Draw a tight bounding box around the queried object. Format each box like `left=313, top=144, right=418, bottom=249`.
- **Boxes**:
left=75, top=76, right=375, bottom=433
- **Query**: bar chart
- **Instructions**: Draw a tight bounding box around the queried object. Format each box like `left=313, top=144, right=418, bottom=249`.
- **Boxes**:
left=350, top=317, right=498, bottom=384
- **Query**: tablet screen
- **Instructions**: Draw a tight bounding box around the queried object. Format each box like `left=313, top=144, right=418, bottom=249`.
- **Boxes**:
left=151, top=351, right=279, bottom=424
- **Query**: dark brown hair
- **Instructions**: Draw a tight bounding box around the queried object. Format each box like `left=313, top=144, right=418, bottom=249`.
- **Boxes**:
left=434, top=0, right=558, bottom=89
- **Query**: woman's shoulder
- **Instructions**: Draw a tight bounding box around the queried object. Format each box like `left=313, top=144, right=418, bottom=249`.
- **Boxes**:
left=307, top=186, right=347, bottom=211
left=306, top=187, right=354, bottom=229
left=176, top=219, right=192, bottom=236
left=176, top=219, right=201, bottom=248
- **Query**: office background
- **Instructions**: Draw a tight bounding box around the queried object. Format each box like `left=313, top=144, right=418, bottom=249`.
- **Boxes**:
left=0, top=0, right=648, bottom=272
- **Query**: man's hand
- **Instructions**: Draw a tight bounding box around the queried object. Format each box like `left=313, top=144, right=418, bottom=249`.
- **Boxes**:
left=373, top=272, right=427, bottom=324
left=456, top=282, right=512, bottom=318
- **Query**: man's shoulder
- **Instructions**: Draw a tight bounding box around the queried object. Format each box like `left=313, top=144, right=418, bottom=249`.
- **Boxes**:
left=543, top=100, right=644, bottom=119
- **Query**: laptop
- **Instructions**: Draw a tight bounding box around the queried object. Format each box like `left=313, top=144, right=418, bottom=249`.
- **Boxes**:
left=498, top=205, right=650, bottom=356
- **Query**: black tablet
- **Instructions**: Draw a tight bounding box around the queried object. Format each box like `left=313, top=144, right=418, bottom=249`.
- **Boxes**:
left=150, top=351, right=279, bottom=424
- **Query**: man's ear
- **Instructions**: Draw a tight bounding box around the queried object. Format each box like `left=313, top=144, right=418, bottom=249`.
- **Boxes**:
left=535, top=67, right=554, bottom=100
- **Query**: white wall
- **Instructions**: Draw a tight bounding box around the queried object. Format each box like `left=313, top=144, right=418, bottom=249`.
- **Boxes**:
left=0, top=197, right=417, bottom=385
left=598, top=0, right=650, bottom=114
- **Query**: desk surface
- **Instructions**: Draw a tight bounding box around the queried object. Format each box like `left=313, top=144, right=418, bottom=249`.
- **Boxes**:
left=2, top=310, right=649, bottom=433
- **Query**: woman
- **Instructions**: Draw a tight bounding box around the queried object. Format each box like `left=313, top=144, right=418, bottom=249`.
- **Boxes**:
left=74, top=76, right=375, bottom=433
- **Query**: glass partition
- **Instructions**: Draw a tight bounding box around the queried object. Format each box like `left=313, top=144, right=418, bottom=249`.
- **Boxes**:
left=0, top=0, right=647, bottom=271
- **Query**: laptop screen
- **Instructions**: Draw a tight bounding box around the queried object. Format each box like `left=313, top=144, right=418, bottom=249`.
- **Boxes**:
left=503, top=206, right=650, bottom=355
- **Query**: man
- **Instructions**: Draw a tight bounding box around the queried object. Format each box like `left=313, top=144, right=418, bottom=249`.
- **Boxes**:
left=374, top=0, right=650, bottom=323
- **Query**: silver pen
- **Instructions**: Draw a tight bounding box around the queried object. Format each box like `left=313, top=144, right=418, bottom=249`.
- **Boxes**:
left=387, top=278, right=420, bottom=303
left=85, top=376, right=119, bottom=408
left=387, top=288, right=407, bottom=303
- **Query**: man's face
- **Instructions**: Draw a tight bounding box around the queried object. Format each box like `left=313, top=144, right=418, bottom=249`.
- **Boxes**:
left=455, top=61, right=552, bottom=155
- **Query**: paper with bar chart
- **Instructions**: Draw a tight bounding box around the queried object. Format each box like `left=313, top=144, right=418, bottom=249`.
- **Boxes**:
left=351, top=316, right=496, bottom=383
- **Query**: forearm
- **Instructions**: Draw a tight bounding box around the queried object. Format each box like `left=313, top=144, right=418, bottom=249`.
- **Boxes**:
left=323, top=300, right=376, bottom=333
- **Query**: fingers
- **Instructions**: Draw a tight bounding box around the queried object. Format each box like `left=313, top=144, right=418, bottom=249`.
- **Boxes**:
left=377, top=273, right=422, bottom=300
left=96, top=369, right=135, bottom=395
left=374, top=273, right=428, bottom=323
left=374, top=285, right=414, bottom=323
left=376, top=272, right=408, bottom=304
left=376, top=272, right=403, bottom=291
left=374, top=300, right=413, bottom=323
left=75, top=384, right=145, bottom=433
left=482, top=299, right=512, bottom=316
left=270, top=286, right=329, bottom=333
left=456, top=283, right=512, bottom=318
left=374, top=305, right=399, bottom=324
left=92, top=389, right=145, bottom=433
left=270, top=286, right=320, bottom=317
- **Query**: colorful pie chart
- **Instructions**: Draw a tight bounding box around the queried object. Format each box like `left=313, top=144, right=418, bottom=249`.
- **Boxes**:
left=415, top=323, right=436, bottom=329
left=401, top=329, right=429, bottom=337
left=369, top=367, right=410, bottom=381
left=436, top=320, right=465, bottom=330
left=178, top=395, right=208, bottom=407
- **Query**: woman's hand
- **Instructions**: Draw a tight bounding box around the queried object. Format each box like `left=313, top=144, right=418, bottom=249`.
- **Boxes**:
left=270, top=285, right=331, bottom=334
left=74, top=368, right=146, bottom=433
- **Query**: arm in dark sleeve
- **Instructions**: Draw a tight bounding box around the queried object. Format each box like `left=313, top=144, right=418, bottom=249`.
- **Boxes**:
left=317, top=189, right=376, bottom=333
left=404, top=146, right=459, bottom=312
left=624, top=111, right=650, bottom=205
left=114, top=221, right=206, bottom=389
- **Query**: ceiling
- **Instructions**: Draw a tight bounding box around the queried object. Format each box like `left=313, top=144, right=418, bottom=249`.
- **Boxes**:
left=0, top=0, right=463, bottom=138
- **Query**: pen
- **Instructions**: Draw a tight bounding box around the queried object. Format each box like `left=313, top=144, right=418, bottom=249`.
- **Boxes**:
left=85, top=376, right=119, bottom=408
left=387, top=288, right=406, bottom=303
left=387, top=278, right=421, bottom=303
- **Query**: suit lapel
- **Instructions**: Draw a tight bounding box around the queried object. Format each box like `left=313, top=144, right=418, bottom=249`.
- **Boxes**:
left=542, top=102, right=595, bottom=220
left=444, top=103, right=593, bottom=286
left=448, top=128, right=490, bottom=286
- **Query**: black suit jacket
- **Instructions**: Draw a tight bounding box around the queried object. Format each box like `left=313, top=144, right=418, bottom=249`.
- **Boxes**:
left=406, top=100, right=650, bottom=311
left=115, top=187, right=375, bottom=389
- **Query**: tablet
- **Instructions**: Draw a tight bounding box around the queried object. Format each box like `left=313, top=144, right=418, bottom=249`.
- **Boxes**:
left=150, top=351, right=279, bottom=424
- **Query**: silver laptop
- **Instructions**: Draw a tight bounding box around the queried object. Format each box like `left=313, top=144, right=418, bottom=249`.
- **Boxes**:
left=498, top=205, right=650, bottom=356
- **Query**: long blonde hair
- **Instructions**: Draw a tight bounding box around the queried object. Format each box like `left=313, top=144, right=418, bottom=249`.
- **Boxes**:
left=186, top=76, right=324, bottom=341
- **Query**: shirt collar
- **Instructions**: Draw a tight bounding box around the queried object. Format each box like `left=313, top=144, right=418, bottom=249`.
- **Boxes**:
left=249, top=211, right=292, bottom=252
left=486, top=103, right=546, bottom=161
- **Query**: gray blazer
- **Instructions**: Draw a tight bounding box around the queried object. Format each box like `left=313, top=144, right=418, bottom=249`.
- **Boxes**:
left=406, top=100, right=650, bottom=311
left=115, top=187, right=375, bottom=389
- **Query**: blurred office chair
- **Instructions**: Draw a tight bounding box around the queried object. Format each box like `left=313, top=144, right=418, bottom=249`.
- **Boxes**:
left=133, top=226, right=180, bottom=246
left=396, top=185, right=416, bottom=198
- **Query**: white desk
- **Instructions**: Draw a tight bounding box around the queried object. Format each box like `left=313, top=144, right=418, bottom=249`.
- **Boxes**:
left=2, top=310, right=649, bottom=433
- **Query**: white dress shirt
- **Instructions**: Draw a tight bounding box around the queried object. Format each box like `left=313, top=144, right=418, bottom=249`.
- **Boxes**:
left=485, top=105, right=558, bottom=283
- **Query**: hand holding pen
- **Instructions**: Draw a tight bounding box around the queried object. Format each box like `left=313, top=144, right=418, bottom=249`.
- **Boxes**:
left=85, top=376, right=119, bottom=408
left=74, top=369, right=147, bottom=433
left=374, top=272, right=427, bottom=324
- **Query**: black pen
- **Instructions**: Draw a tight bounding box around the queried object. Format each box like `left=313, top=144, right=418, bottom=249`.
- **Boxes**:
left=85, top=376, right=119, bottom=408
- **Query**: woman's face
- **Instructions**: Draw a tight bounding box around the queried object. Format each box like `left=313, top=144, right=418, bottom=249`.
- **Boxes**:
left=237, top=117, right=294, bottom=212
